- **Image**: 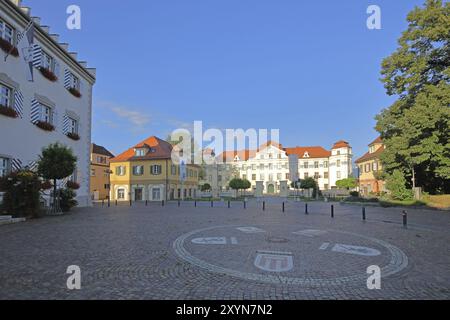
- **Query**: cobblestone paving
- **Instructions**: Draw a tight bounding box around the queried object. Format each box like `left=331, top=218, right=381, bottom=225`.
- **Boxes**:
left=0, top=199, right=449, bottom=300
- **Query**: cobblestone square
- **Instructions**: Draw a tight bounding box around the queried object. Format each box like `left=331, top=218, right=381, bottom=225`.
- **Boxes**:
left=0, top=199, right=449, bottom=300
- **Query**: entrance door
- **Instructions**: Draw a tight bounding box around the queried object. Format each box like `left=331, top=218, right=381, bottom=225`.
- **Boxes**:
left=267, top=184, right=275, bottom=194
left=135, top=188, right=143, bottom=201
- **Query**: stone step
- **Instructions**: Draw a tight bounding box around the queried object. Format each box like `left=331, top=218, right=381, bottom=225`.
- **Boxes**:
left=0, top=215, right=13, bottom=220
left=0, top=217, right=26, bottom=226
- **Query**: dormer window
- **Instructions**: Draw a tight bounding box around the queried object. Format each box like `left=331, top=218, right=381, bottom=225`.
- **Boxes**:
left=303, top=152, right=310, bottom=158
left=234, top=156, right=240, bottom=161
left=135, top=148, right=147, bottom=157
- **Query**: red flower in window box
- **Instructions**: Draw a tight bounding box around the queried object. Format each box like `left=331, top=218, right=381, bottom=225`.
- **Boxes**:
left=68, top=87, right=82, bottom=98
left=39, top=67, right=58, bottom=82
left=41, top=180, right=53, bottom=190
left=35, top=120, right=55, bottom=132
left=0, top=38, right=19, bottom=57
left=67, top=181, right=80, bottom=190
left=0, top=105, right=18, bottom=118
left=67, top=132, right=80, bottom=141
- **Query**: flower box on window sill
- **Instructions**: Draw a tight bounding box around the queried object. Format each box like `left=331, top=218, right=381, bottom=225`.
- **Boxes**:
left=68, top=87, right=82, bottom=98
left=0, top=38, right=19, bottom=57
left=67, top=132, right=80, bottom=141
left=0, top=105, right=18, bottom=118
left=67, top=181, right=80, bottom=190
left=35, top=121, right=55, bottom=132
left=39, top=67, right=58, bottom=82
left=41, top=180, right=53, bottom=190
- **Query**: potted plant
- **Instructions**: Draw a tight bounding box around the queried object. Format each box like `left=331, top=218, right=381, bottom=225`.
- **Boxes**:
left=39, top=67, right=58, bottom=82
left=35, top=120, right=55, bottom=132
left=66, top=181, right=80, bottom=190
left=0, top=105, right=18, bottom=118
left=0, top=38, right=19, bottom=57
left=41, top=180, right=53, bottom=190
left=66, top=132, right=80, bottom=141
left=68, top=87, right=82, bottom=98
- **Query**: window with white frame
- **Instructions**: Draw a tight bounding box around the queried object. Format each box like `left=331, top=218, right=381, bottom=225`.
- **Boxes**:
left=0, top=19, right=14, bottom=45
left=69, top=117, right=78, bottom=134
left=151, top=165, right=162, bottom=175
left=152, top=188, right=161, bottom=200
left=68, top=72, right=80, bottom=90
left=0, top=157, right=10, bottom=177
left=0, top=83, right=12, bottom=107
left=132, top=165, right=144, bottom=176
left=42, top=51, right=55, bottom=71
left=40, top=103, right=53, bottom=124
left=116, top=166, right=126, bottom=176
left=117, top=189, right=125, bottom=200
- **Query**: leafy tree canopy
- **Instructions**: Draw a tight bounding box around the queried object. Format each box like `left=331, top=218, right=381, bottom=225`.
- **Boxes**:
left=336, top=178, right=358, bottom=190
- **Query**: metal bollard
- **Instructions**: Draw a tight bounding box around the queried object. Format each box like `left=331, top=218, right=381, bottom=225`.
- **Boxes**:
left=362, top=207, right=366, bottom=221
left=244, top=201, right=246, bottom=209
left=211, top=201, right=214, bottom=208
left=145, top=200, right=148, bottom=206
left=282, top=202, right=285, bottom=213
left=162, top=200, right=165, bottom=207
left=108, top=199, right=110, bottom=208
left=305, top=203, right=308, bottom=215
left=129, top=199, right=132, bottom=207
left=102, top=200, right=104, bottom=207
left=402, top=210, right=408, bottom=228
left=194, top=200, right=197, bottom=207
left=263, top=201, right=265, bottom=211
left=331, top=205, right=334, bottom=218
left=115, top=200, right=118, bottom=206
left=228, top=201, right=230, bottom=208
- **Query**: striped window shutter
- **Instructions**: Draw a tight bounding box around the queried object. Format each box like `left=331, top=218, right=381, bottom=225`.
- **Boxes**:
left=12, top=158, right=23, bottom=172
left=30, top=99, right=40, bottom=124
left=62, top=114, right=69, bottom=134
left=64, top=69, right=71, bottom=89
left=54, top=61, right=61, bottom=80
left=28, top=161, right=38, bottom=172
left=14, top=90, right=24, bottom=119
left=32, top=44, right=42, bottom=68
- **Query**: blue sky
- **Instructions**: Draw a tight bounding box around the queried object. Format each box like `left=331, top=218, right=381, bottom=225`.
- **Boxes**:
left=24, top=0, right=425, bottom=157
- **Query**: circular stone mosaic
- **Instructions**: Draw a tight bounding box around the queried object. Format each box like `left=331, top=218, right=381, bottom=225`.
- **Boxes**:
left=173, top=224, right=409, bottom=286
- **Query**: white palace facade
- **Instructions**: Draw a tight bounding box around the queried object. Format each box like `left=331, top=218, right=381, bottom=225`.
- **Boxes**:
left=212, top=140, right=353, bottom=194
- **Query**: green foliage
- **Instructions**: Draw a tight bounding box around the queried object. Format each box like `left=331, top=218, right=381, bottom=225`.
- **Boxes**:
left=0, top=170, right=43, bottom=218
left=375, top=0, right=450, bottom=194
left=290, top=180, right=301, bottom=189
left=336, top=178, right=358, bottom=190
left=37, top=143, right=77, bottom=181
left=229, top=178, right=251, bottom=191
left=201, top=183, right=212, bottom=192
left=386, top=170, right=414, bottom=201
left=59, top=188, right=78, bottom=212
left=300, top=178, right=318, bottom=190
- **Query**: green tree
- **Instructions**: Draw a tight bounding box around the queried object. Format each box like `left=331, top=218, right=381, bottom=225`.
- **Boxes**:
left=386, top=170, right=413, bottom=201
left=201, top=183, right=212, bottom=192
left=37, top=143, right=77, bottom=212
left=375, top=0, right=450, bottom=194
left=229, top=178, right=250, bottom=197
left=300, top=178, right=320, bottom=198
left=0, top=170, right=43, bottom=218
left=336, top=178, right=358, bottom=190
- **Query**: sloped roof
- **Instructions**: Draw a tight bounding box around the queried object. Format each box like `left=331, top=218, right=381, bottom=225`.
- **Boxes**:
left=355, top=146, right=384, bottom=164
left=110, top=136, right=173, bottom=162
left=92, top=143, right=114, bottom=158
left=284, top=146, right=331, bottom=159
left=369, top=136, right=383, bottom=146
left=332, top=140, right=350, bottom=149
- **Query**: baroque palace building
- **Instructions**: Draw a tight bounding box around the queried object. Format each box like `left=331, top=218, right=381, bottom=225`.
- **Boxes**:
left=208, top=140, right=353, bottom=195
left=0, top=0, right=95, bottom=206
left=355, top=137, right=386, bottom=196
left=109, top=136, right=200, bottom=202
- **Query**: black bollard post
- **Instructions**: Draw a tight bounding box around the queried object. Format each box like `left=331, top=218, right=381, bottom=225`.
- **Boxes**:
left=282, top=202, right=285, bottom=213
left=115, top=200, right=118, bottom=206
left=244, top=201, right=246, bottom=209
left=194, top=200, right=197, bottom=207
left=362, top=207, right=366, bottom=221
left=129, top=199, right=132, bottom=207
left=228, top=201, right=230, bottom=208
left=108, top=198, right=110, bottom=208
left=263, top=201, right=265, bottom=211
left=305, top=203, right=308, bottom=215
left=145, top=200, right=148, bottom=206
left=211, top=200, right=214, bottom=208
left=102, top=200, right=104, bottom=207
left=402, top=210, right=408, bottom=228
left=162, top=200, right=165, bottom=207
left=331, top=205, right=334, bottom=218
left=178, top=200, right=180, bottom=207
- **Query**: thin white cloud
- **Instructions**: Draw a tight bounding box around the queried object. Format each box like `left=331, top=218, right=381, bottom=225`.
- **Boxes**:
left=96, top=100, right=151, bottom=133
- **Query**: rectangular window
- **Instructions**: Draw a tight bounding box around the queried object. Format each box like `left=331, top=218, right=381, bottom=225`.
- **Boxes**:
left=259, top=164, right=264, bottom=170
left=40, top=103, right=53, bottom=124
left=104, top=184, right=110, bottom=190
left=151, top=165, right=162, bottom=175
left=252, top=174, right=256, bottom=181
left=132, top=165, right=144, bottom=176
left=314, top=161, right=319, bottom=169
left=0, top=157, right=10, bottom=177
left=337, top=171, right=341, bottom=179
left=69, top=117, right=78, bottom=134
left=324, top=172, right=329, bottom=179
left=337, top=160, right=341, bottom=167
left=117, top=189, right=125, bottom=200
left=68, top=72, right=80, bottom=90
left=314, top=172, right=320, bottom=180
left=286, top=173, right=290, bottom=180
left=269, top=174, right=273, bottom=181
left=0, top=19, right=15, bottom=45
left=42, top=51, right=55, bottom=72
left=304, top=172, right=309, bottom=179
left=152, top=188, right=161, bottom=201
left=277, top=173, right=282, bottom=180
left=372, top=162, right=378, bottom=171
left=304, top=162, right=309, bottom=169
left=323, top=161, right=328, bottom=168
left=0, top=83, right=12, bottom=107
left=90, top=168, right=95, bottom=177
left=115, top=166, right=126, bottom=176
left=242, top=174, right=247, bottom=180
left=171, top=165, right=177, bottom=175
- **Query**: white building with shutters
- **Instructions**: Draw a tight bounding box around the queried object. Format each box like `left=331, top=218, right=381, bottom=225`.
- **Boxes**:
left=0, top=0, right=96, bottom=206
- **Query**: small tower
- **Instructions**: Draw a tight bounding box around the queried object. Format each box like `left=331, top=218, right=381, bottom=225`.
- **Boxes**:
left=329, top=141, right=353, bottom=188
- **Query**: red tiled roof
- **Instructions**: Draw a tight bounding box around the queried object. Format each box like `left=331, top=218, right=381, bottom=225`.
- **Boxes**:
left=369, top=136, right=383, bottom=146
left=355, top=146, right=384, bottom=164
left=332, top=140, right=350, bottom=149
left=284, top=146, right=331, bottom=159
left=110, top=136, right=173, bottom=162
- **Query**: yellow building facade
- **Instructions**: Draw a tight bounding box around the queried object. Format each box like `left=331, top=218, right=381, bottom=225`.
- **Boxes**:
left=109, top=136, right=199, bottom=201
left=90, top=144, right=114, bottom=200
left=355, top=137, right=386, bottom=196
